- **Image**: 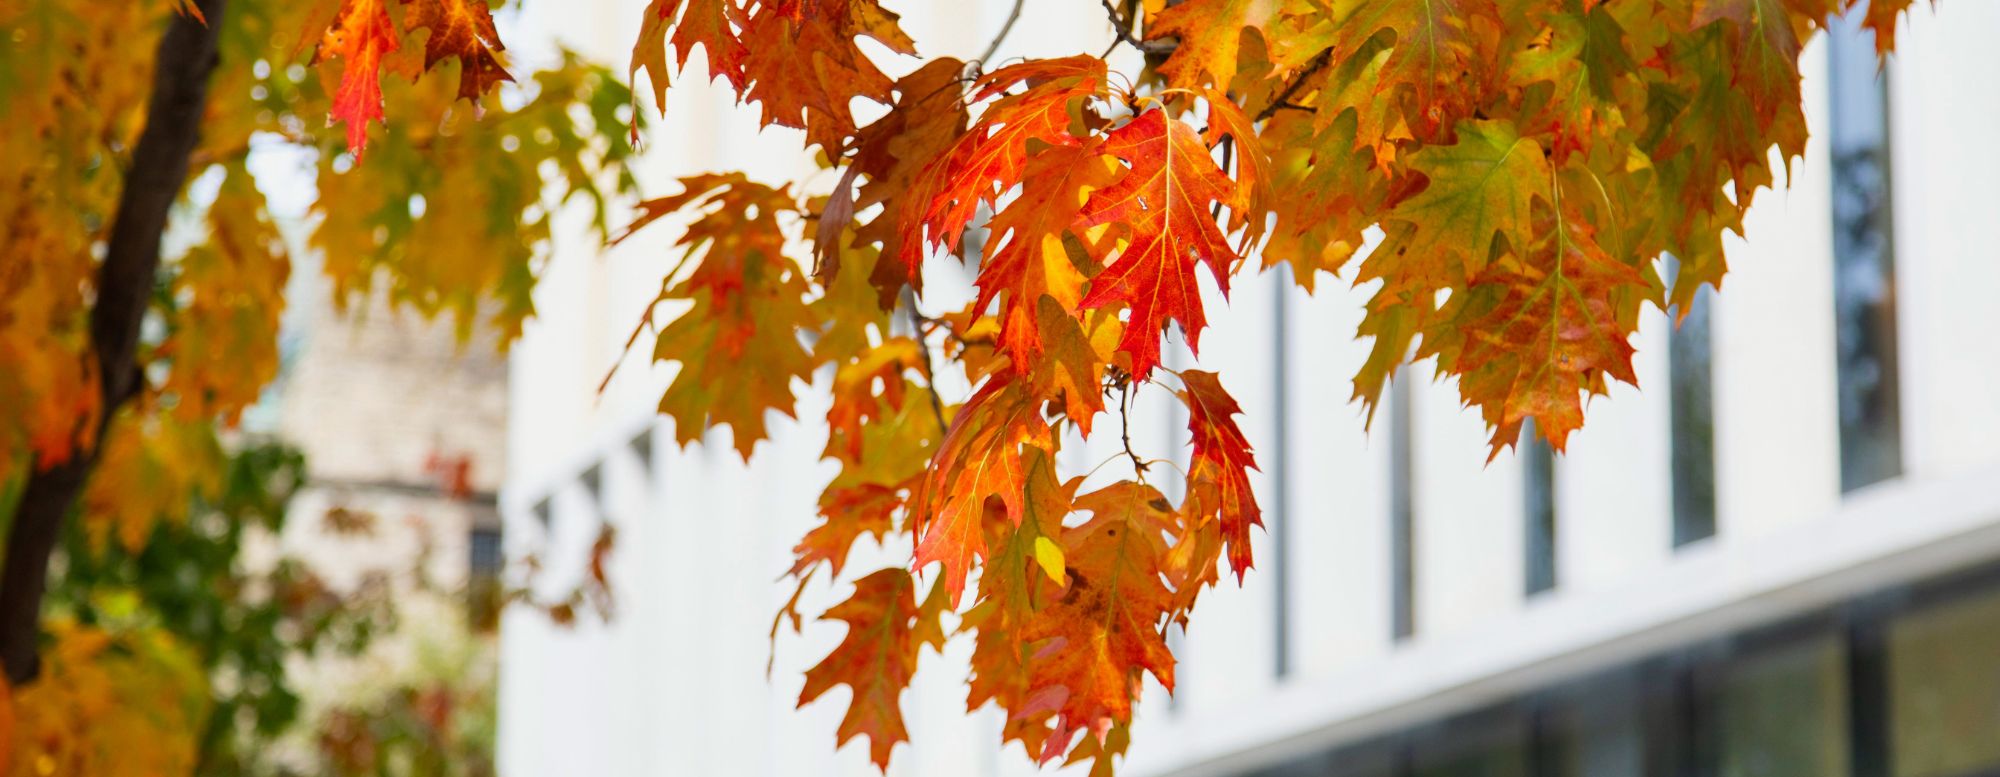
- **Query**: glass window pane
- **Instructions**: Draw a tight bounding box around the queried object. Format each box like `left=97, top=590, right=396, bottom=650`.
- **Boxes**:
left=1414, top=708, right=1528, bottom=777
left=1716, top=636, right=1851, bottom=777
left=1669, top=281, right=1718, bottom=546
left=1890, top=588, right=2000, bottom=777
left=1391, top=367, right=1416, bottom=640
left=1548, top=672, right=1645, bottom=777
left=1522, top=421, right=1557, bottom=596
left=1827, top=9, right=1904, bottom=491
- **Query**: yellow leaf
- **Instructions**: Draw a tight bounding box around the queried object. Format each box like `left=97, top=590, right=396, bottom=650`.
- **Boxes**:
left=1033, top=536, right=1067, bottom=585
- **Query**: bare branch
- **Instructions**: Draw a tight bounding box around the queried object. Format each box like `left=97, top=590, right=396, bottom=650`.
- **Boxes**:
left=1100, top=0, right=1177, bottom=57
left=979, top=0, right=1026, bottom=65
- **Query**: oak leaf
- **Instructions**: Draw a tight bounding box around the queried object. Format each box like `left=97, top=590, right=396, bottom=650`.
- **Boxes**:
left=798, top=569, right=947, bottom=770
left=314, top=0, right=401, bottom=157
left=1078, top=109, right=1241, bottom=381
left=1019, top=481, right=1178, bottom=761
left=1177, top=370, right=1261, bottom=578
left=910, top=373, right=1054, bottom=605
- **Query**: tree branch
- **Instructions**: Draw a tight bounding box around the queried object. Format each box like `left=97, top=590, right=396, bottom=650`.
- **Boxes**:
left=0, top=0, right=227, bottom=685
left=1255, top=49, right=1331, bottom=123
left=1100, top=0, right=1176, bottom=57
left=978, top=0, right=1025, bottom=65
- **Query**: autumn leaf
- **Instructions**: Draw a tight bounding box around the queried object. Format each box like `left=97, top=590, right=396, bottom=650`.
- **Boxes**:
left=313, top=0, right=401, bottom=157
left=975, top=138, right=1121, bottom=360
left=1177, top=370, right=1261, bottom=578
left=1434, top=193, right=1648, bottom=457
left=1078, top=109, right=1241, bottom=381
left=962, top=447, right=1075, bottom=759
left=1148, top=0, right=1279, bottom=89
left=1316, top=0, right=1504, bottom=138
left=1024, top=298, right=1117, bottom=437
left=1202, top=88, right=1273, bottom=249
left=1375, top=119, right=1551, bottom=287
left=1019, top=481, right=1179, bottom=761
left=627, top=174, right=817, bottom=459
left=888, top=55, right=1108, bottom=298
left=845, top=57, right=969, bottom=294
left=1857, top=0, right=1922, bottom=56
left=910, top=373, right=1053, bottom=605
left=405, top=0, right=514, bottom=101
left=798, top=569, right=947, bottom=770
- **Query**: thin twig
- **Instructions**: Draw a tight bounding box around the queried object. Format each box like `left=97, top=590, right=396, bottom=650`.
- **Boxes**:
left=1099, top=0, right=1177, bottom=57
left=1255, top=49, right=1332, bottom=123
left=902, top=289, right=949, bottom=430
left=1119, top=379, right=1150, bottom=480
left=979, top=0, right=1026, bottom=65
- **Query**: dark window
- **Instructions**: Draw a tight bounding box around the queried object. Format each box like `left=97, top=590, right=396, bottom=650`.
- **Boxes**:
left=1714, top=633, right=1851, bottom=777
left=470, top=527, right=503, bottom=578
left=1543, top=671, right=1645, bottom=777
left=1216, top=561, right=2000, bottom=777
left=1669, top=265, right=1719, bottom=547
left=1888, top=586, right=2000, bottom=777
left=1390, top=367, right=1416, bottom=642
left=1828, top=10, right=1903, bottom=492
left=1522, top=421, right=1557, bottom=596
left=1412, top=705, right=1529, bottom=777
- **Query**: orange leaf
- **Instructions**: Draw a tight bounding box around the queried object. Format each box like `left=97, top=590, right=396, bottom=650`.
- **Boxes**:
left=1077, top=109, right=1240, bottom=380
left=313, top=0, right=400, bottom=158
left=1178, top=370, right=1261, bottom=579
left=975, top=138, right=1120, bottom=361
left=909, top=373, right=1053, bottom=606
left=798, top=568, right=945, bottom=770
left=887, top=55, right=1108, bottom=298
left=1019, top=481, right=1178, bottom=761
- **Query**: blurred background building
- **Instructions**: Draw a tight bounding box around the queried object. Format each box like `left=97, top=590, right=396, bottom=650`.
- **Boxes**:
left=274, top=286, right=507, bottom=607
left=496, top=2, right=2000, bottom=776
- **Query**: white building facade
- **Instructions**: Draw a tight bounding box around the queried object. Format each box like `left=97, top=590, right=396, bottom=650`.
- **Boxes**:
left=497, top=3, right=2000, bottom=776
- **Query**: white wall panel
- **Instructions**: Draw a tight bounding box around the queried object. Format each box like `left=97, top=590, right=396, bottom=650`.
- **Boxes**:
left=1713, top=39, right=1841, bottom=541
left=1282, top=273, right=1394, bottom=680
left=1889, top=2, right=2000, bottom=481
left=1557, top=306, right=1674, bottom=593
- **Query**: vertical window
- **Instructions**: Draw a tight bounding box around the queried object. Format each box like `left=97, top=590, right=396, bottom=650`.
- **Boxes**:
left=1522, top=421, right=1557, bottom=596
left=470, top=527, right=504, bottom=578
left=1390, top=367, right=1416, bottom=642
left=468, top=526, right=505, bottom=628
left=1828, top=11, right=1903, bottom=492
left=1669, top=264, right=1719, bottom=547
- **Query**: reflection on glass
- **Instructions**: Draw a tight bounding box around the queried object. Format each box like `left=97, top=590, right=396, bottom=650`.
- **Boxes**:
left=1890, top=588, right=2000, bottom=777
left=1548, top=672, right=1645, bottom=777
left=1522, top=420, right=1556, bottom=596
left=1668, top=267, right=1717, bottom=547
left=1716, top=636, right=1851, bottom=777
left=1413, top=707, right=1528, bottom=777
left=1827, top=10, right=1903, bottom=492
left=1391, top=366, right=1415, bottom=641
left=1251, top=740, right=1400, bottom=777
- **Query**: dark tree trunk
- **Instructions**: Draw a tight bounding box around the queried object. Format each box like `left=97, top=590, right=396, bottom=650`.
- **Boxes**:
left=0, top=0, right=228, bottom=685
